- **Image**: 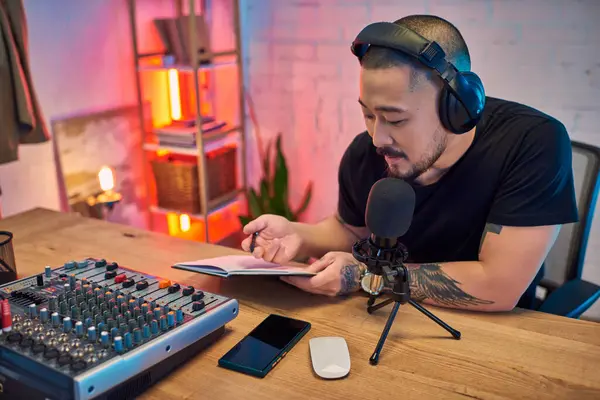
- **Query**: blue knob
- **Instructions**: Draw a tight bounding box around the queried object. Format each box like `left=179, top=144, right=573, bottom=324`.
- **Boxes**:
left=167, top=311, right=175, bottom=327
left=75, top=321, right=84, bottom=337
left=142, top=324, right=150, bottom=339
left=151, top=320, right=159, bottom=335
left=28, top=304, right=37, bottom=319
left=40, top=308, right=49, bottom=323
left=133, top=328, right=142, bottom=344
left=124, top=332, right=132, bottom=349
left=176, top=309, right=184, bottom=324
left=44, top=266, right=52, bottom=278
left=51, top=312, right=60, bottom=327
left=87, top=326, right=97, bottom=342
left=114, top=336, right=124, bottom=353
left=111, top=327, right=119, bottom=340
left=63, top=317, right=72, bottom=333
left=100, top=331, right=110, bottom=347
left=153, top=307, right=162, bottom=320
left=64, top=261, right=76, bottom=270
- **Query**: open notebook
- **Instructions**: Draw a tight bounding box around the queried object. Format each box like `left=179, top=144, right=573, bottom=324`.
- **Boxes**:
left=171, top=255, right=316, bottom=278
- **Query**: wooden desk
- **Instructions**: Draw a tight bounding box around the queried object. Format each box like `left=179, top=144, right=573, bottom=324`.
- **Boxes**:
left=1, top=208, right=599, bottom=400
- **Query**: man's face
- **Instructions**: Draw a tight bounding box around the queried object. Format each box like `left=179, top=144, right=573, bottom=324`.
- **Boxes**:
left=359, top=66, right=447, bottom=183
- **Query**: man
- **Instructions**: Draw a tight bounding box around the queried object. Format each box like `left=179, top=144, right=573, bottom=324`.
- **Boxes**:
left=241, top=15, right=578, bottom=312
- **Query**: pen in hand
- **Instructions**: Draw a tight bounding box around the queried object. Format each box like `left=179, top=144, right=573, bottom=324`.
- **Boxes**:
left=249, top=231, right=259, bottom=253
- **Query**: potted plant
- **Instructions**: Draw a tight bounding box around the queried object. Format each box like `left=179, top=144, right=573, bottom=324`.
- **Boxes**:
left=238, top=132, right=312, bottom=226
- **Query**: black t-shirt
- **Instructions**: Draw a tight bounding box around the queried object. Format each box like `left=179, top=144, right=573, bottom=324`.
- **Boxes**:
left=338, top=96, right=579, bottom=266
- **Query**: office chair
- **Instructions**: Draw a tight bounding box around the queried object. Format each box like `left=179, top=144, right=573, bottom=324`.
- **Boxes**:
left=534, top=140, right=600, bottom=318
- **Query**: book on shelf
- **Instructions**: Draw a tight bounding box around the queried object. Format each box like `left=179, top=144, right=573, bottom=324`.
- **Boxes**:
left=171, top=255, right=316, bottom=278
left=154, top=119, right=227, bottom=148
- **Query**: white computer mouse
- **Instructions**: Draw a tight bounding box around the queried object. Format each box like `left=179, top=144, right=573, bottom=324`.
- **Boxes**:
left=309, top=336, right=351, bottom=379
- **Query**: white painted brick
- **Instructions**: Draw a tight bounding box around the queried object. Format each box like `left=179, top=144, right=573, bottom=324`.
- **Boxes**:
left=555, top=45, right=597, bottom=69
left=459, top=24, right=520, bottom=46
left=520, top=25, right=590, bottom=46
left=428, top=0, right=490, bottom=24
left=558, top=0, right=600, bottom=27
left=316, top=78, right=359, bottom=98
left=272, top=43, right=316, bottom=61
left=316, top=44, right=355, bottom=64
left=490, top=0, right=562, bottom=24
left=293, top=60, right=339, bottom=79
left=574, top=111, right=600, bottom=133
left=489, top=44, right=555, bottom=66
left=370, top=3, right=428, bottom=23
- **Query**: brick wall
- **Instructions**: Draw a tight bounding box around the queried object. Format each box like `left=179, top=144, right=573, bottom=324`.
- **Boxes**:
left=240, top=0, right=600, bottom=318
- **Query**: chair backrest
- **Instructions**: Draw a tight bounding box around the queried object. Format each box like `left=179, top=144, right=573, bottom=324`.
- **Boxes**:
left=543, top=140, right=600, bottom=286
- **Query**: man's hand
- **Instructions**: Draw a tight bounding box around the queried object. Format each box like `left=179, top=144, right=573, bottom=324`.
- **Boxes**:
left=240, top=214, right=303, bottom=264
left=280, top=251, right=365, bottom=297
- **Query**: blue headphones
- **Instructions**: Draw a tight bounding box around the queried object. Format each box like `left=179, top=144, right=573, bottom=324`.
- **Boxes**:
left=351, top=22, right=486, bottom=134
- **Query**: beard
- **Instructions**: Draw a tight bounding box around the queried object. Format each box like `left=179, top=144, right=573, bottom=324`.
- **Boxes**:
left=376, top=126, right=448, bottom=183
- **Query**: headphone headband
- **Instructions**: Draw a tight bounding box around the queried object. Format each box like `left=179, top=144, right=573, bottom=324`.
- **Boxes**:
left=351, top=22, right=458, bottom=84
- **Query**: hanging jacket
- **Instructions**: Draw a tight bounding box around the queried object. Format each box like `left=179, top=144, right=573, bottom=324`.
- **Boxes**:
left=0, top=0, right=49, bottom=165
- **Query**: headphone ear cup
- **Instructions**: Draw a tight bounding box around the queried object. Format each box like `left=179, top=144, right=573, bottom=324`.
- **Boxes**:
left=438, top=72, right=485, bottom=134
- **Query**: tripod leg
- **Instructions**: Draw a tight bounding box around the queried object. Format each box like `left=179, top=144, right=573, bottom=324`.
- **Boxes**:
left=367, top=297, right=394, bottom=314
left=369, top=301, right=400, bottom=365
left=408, top=300, right=461, bottom=339
left=367, top=293, right=378, bottom=307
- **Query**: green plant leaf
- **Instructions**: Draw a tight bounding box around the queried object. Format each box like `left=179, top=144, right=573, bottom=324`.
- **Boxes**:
left=247, top=188, right=263, bottom=218
left=260, top=178, right=270, bottom=212
left=271, top=133, right=289, bottom=215
left=262, top=138, right=272, bottom=183
left=238, top=215, right=253, bottom=227
left=293, top=182, right=313, bottom=220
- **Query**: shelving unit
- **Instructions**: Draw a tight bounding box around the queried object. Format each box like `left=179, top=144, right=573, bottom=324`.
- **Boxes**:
left=126, top=0, right=247, bottom=244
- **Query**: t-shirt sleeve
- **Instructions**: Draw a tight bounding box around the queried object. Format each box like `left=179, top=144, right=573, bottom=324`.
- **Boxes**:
left=337, top=136, right=367, bottom=227
left=487, top=119, right=579, bottom=227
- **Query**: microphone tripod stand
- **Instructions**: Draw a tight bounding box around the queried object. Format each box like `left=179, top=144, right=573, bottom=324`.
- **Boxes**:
left=353, top=239, right=461, bottom=365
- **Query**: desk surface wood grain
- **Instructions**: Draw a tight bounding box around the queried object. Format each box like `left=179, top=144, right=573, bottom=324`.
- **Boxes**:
left=1, top=208, right=599, bottom=400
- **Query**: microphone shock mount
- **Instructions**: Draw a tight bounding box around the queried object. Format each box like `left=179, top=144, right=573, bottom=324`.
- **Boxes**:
left=352, top=237, right=461, bottom=365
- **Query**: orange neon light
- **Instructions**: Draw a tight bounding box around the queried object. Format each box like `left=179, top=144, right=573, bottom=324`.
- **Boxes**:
left=179, top=214, right=191, bottom=232
left=168, top=69, right=182, bottom=120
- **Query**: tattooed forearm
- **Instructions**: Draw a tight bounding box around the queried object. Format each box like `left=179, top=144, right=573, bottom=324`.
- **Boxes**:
left=337, top=263, right=363, bottom=295
left=408, top=264, right=494, bottom=307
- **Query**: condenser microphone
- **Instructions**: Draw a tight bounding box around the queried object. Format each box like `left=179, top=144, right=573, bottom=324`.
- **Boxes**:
left=365, top=177, right=416, bottom=250
left=353, top=178, right=461, bottom=366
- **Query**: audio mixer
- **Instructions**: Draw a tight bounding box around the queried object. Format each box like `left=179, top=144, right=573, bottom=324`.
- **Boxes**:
left=0, top=257, right=239, bottom=400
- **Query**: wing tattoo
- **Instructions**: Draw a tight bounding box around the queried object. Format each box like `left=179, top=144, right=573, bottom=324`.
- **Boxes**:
left=408, top=264, right=494, bottom=307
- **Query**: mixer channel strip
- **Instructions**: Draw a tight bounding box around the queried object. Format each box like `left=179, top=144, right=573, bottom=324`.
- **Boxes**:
left=0, top=257, right=239, bottom=400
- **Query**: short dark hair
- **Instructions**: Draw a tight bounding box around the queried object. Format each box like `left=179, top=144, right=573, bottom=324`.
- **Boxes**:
left=359, top=15, right=471, bottom=89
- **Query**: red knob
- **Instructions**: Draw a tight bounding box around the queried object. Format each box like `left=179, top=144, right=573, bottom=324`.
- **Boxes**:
left=2, top=299, right=11, bottom=332
left=114, top=274, right=126, bottom=283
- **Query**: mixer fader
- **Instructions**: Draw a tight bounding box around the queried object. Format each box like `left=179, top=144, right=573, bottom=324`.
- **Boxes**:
left=0, top=257, right=239, bottom=400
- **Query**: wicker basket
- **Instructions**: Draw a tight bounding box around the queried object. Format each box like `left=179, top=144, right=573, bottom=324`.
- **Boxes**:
left=151, top=146, right=237, bottom=214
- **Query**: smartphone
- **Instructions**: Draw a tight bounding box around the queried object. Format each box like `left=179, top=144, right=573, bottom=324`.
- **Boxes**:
left=218, top=314, right=311, bottom=378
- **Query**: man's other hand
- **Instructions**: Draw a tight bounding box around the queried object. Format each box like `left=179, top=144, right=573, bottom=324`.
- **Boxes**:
left=281, top=251, right=364, bottom=297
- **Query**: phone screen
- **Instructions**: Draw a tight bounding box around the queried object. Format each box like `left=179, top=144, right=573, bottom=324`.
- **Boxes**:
left=219, top=314, right=310, bottom=375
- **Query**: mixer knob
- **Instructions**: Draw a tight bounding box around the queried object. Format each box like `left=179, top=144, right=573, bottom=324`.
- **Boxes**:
left=44, top=266, right=52, bottom=278
left=114, top=336, right=124, bottom=353
left=106, top=262, right=118, bottom=271
left=182, top=286, right=195, bottom=296
left=105, top=271, right=117, bottom=279
left=142, top=324, right=151, bottom=339
left=133, top=307, right=141, bottom=319
left=119, top=323, right=128, bottom=335
left=137, top=315, right=145, bottom=328
left=145, top=312, right=154, bottom=324
left=158, top=279, right=171, bottom=289
left=114, top=274, right=126, bottom=284
left=40, top=308, right=49, bottom=324
left=167, top=283, right=181, bottom=293
left=133, top=328, right=142, bottom=344
left=48, top=296, right=58, bottom=312
left=159, top=315, right=168, bottom=331
left=111, top=327, right=120, bottom=340
left=36, top=274, right=44, bottom=287
left=69, top=275, right=76, bottom=288
left=122, top=278, right=135, bottom=288
left=191, top=291, right=204, bottom=301
left=192, top=301, right=205, bottom=312
left=51, top=312, right=60, bottom=328
left=128, top=319, right=137, bottom=332
left=95, top=259, right=107, bottom=268
left=75, top=321, right=84, bottom=337
left=28, top=304, right=38, bottom=319
left=64, top=261, right=76, bottom=270
left=141, top=303, right=149, bottom=314
left=63, top=284, right=71, bottom=293
left=150, top=320, right=159, bottom=335
left=176, top=309, right=184, bottom=324
left=63, top=317, right=72, bottom=333
left=84, top=317, right=92, bottom=328
left=153, top=307, right=162, bottom=320
left=135, top=280, right=149, bottom=290
left=76, top=260, right=88, bottom=269
left=100, top=331, right=110, bottom=348
left=71, top=306, right=80, bottom=320
left=162, top=305, right=170, bottom=315
left=124, top=332, right=132, bottom=349
left=167, top=311, right=175, bottom=327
